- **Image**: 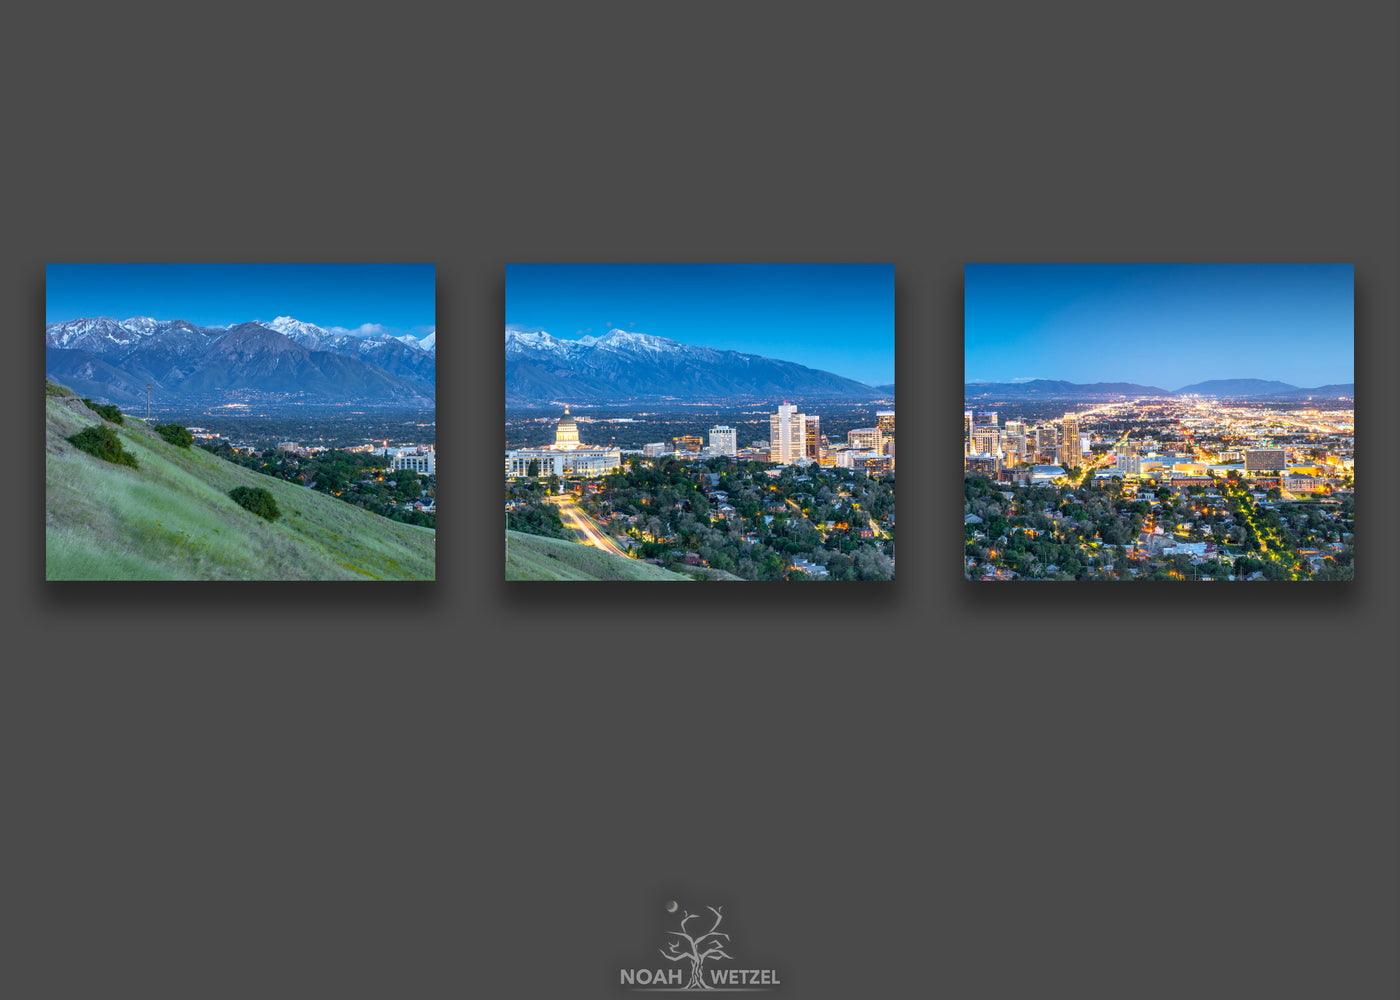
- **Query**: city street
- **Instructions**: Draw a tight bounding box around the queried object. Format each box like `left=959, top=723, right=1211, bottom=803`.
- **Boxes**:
left=545, top=495, right=631, bottom=558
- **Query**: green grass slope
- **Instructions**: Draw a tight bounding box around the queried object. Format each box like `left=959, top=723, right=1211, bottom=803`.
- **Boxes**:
left=46, top=387, right=435, bottom=580
left=505, top=530, right=695, bottom=581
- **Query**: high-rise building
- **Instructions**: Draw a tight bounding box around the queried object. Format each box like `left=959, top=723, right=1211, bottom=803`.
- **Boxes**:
left=965, top=453, right=999, bottom=478
left=965, top=410, right=974, bottom=455
left=804, top=415, right=822, bottom=461
left=876, top=410, right=895, bottom=437
left=708, top=425, right=737, bottom=456
left=970, top=424, right=1000, bottom=456
left=1001, top=420, right=1026, bottom=466
left=848, top=426, right=883, bottom=452
left=769, top=403, right=806, bottom=464
left=1058, top=415, right=1081, bottom=467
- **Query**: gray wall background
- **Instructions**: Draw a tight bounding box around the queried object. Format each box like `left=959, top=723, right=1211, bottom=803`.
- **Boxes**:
left=8, top=2, right=1395, bottom=998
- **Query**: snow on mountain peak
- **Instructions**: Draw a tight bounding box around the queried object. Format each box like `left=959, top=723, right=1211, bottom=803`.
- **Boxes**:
left=266, top=316, right=326, bottom=337
left=507, top=327, right=685, bottom=358
left=393, top=329, right=437, bottom=352
left=594, top=329, right=680, bottom=353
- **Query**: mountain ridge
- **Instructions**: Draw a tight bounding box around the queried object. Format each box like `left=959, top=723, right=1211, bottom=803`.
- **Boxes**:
left=45, top=316, right=434, bottom=405
left=506, top=328, right=888, bottom=405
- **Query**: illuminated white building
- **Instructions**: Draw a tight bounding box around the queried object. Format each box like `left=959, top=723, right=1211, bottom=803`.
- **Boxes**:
left=848, top=426, right=884, bottom=452
left=391, top=449, right=436, bottom=475
left=770, top=404, right=806, bottom=464
left=709, top=425, right=737, bottom=456
left=505, top=405, right=622, bottom=478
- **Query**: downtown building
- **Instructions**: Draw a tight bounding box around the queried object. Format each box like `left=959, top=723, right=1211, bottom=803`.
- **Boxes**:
left=505, top=406, right=622, bottom=478
left=965, top=453, right=1000, bottom=478
left=804, top=415, right=823, bottom=461
left=708, top=425, right=738, bottom=456
left=1058, top=415, right=1082, bottom=468
left=848, top=426, right=884, bottom=453
left=970, top=423, right=1000, bottom=457
left=770, top=403, right=807, bottom=464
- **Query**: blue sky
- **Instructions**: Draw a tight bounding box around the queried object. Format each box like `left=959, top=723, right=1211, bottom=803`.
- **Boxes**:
left=507, top=263, right=895, bottom=386
left=965, top=263, right=1354, bottom=388
left=46, top=264, right=436, bottom=336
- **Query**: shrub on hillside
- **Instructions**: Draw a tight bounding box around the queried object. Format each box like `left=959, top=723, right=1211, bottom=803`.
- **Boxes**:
left=46, top=381, right=75, bottom=397
left=229, top=486, right=281, bottom=522
left=67, top=424, right=138, bottom=468
left=80, top=398, right=124, bottom=424
left=154, top=423, right=194, bottom=448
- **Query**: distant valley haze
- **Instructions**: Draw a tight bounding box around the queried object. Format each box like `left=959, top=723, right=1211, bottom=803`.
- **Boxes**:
left=964, top=377, right=1354, bottom=399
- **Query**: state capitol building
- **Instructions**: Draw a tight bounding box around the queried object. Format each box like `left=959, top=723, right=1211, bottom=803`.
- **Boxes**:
left=505, top=407, right=623, bottom=478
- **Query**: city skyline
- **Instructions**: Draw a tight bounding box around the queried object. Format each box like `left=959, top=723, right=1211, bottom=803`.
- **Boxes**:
left=46, top=263, right=437, bottom=338
left=506, top=263, right=895, bottom=386
left=965, top=263, right=1354, bottom=387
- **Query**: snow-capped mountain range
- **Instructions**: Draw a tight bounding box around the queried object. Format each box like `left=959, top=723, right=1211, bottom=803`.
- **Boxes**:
left=46, top=316, right=435, bottom=407
left=264, top=316, right=436, bottom=357
left=505, top=328, right=887, bottom=405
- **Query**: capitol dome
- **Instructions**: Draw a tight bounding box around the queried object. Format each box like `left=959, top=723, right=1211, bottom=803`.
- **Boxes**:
left=553, top=406, right=581, bottom=448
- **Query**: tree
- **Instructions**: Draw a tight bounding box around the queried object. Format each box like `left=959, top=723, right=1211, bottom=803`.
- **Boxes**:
left=660, top=906, right=732, bottom=989
left=153, top=423, right=193, bottom=448
left=392, top=469, right=422, bottom=500
left=67, top=424, right=137, bottom=468
left=80, top=398, right=124, bottom=424
left=527, top=458, right=540, bottom=478
left=228, top=486, right=281, bottom=521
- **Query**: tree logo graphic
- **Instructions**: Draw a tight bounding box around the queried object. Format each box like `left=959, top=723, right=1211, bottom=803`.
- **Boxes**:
left=660, top=905, right=733, bottom=990
left=620, top=900, right=780, bottom=991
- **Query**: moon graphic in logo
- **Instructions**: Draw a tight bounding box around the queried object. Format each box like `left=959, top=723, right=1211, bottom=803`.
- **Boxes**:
left=665, top=900, right=679, bottom=913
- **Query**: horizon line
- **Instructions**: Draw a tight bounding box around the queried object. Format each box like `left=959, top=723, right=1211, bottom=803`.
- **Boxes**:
left=965, top=376, right=1353, bottom=388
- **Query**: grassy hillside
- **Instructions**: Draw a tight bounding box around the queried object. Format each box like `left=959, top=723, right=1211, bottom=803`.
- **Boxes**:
left=46, top=384, right=435, bottom=580
left=505, top=530, right=698, bottom=581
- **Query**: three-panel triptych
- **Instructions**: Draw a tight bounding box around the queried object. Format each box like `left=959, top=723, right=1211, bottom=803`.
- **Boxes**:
left=44, top=262, right=1354, bottom=582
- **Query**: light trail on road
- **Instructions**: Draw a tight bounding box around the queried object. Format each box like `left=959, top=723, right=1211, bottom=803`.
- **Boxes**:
left=546, top=495, right=630, bottom=558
